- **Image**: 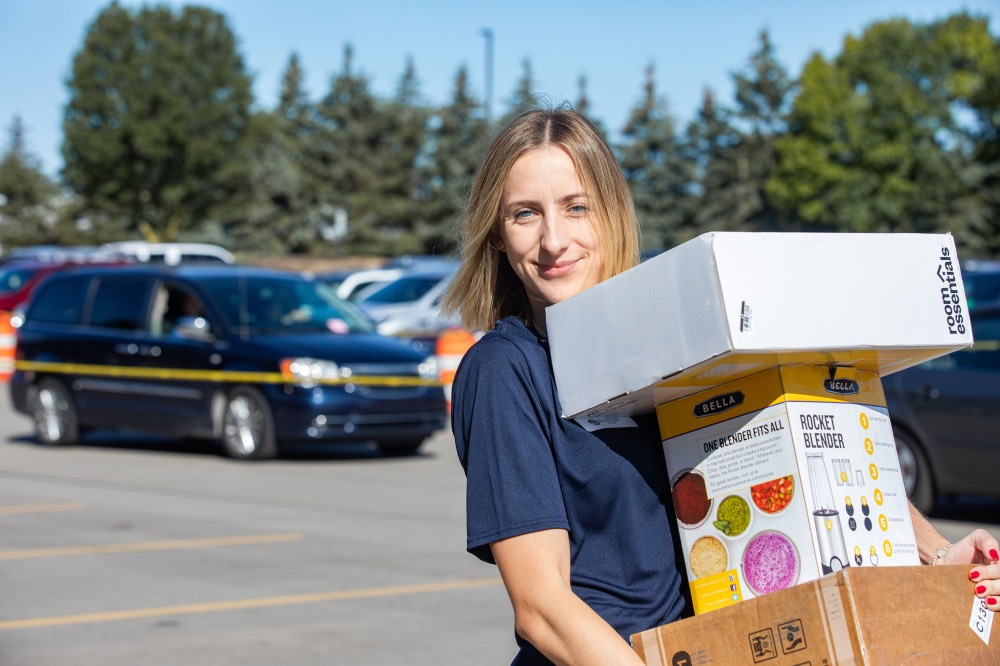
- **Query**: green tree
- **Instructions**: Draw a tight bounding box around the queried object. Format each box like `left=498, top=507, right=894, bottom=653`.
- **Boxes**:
left=730, top=30, right=794, bottom=230
left=367, top=57, right=431, bottom=255
left=767, top=16, right=981, bottom=236
left=686, top=89, right=758, bottom=233
left=62, top=3, right=254, bottom=242
left=0, top=116, right=62, bottom=248
left=619, top=64, right=697, bottom=249
left=575, top=74, right=608, bottom=139
left=232, top=54, right=329, bottom=254
left=420, top=65, right=488, bottom=253
left=929, top=14, right=1000, bottom=258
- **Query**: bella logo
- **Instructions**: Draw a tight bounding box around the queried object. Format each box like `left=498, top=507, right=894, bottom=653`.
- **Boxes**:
left=823, top=379, right=859, bottom=395
left=693, top=391, right=744, bottom=418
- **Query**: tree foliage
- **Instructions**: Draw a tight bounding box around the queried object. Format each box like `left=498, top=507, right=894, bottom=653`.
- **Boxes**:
left=0, top=116, right=63, bottom=248
left=62, top=2, right=253, bottom=242
left=26, top=7, right=999, bottom=260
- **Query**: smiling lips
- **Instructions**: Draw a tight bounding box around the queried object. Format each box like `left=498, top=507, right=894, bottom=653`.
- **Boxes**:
left=537, top=259, right=579, bottom=277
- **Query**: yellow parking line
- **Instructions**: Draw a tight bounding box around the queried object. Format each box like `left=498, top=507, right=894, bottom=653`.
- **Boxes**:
left=0, top=533, right=302, bottom=561
left=0, top=503, right=85, bottom=515
left=0, top=577, right=504, bottom=630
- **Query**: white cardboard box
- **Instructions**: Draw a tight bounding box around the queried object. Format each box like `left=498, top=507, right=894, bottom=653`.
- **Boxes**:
left=548, top=232, right=973, bottom=419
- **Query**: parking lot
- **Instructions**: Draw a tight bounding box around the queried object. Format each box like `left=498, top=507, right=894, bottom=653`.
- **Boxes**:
left=0, top=391, right=513, bottom=666
left=2, top=391, right=998, bottom=666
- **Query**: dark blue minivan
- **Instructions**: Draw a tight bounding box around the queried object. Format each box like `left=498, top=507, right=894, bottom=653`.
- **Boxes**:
left=9, top=265, right=447, bottom=459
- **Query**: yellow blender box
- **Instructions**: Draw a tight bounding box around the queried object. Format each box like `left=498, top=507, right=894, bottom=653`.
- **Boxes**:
left=547, top=232, right=973, bottom=420
left=659, top=365, right=919, bottom=615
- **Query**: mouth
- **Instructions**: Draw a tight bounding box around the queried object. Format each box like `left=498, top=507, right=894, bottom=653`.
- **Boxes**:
left=537, top=259, right=579, bottom=277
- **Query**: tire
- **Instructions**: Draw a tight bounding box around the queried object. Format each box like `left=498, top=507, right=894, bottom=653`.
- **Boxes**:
left=377, top=439, right=424, bottom=457
left=30, top=377, right=80, bottom=446
left=894, top=428, right=934, bottom=514
left=221, top=386, right=277, bottom=460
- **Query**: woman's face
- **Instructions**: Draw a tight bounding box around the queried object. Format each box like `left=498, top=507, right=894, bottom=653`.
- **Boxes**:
left=498, top=145, right=605, bottom=328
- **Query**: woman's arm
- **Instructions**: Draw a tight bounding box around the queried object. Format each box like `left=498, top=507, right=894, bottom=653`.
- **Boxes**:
left=491, top=529, right=647, bottom=666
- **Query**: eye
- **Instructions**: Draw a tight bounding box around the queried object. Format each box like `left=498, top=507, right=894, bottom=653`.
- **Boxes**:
left=513, top=208, right=535, bottom=220
left=568, top=203, right=589, bottom=215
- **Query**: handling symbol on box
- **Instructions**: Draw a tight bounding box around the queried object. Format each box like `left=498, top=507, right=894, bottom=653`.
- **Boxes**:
left=748, top=628, right=778, bottom=662
left=779, top=619, right=807, bottom=654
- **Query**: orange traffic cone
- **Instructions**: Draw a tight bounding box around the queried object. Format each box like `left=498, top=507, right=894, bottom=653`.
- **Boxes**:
left=0, top=311, right=14, bottom=383
left=435, top=327, right=480, bottom=413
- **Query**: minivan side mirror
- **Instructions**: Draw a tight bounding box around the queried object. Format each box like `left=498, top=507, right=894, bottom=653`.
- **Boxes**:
left=174, top=315, right=215, bottom=342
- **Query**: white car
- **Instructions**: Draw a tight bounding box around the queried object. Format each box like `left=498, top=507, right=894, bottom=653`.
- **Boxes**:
left=358, top=265, right=460, bottom=338
left=101, top=242, right=235, bottom=265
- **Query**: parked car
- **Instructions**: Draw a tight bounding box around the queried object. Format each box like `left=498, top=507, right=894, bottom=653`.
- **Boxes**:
left=883, top=303, right=1000, bottom=512
left=318, top=267, right=405, bottom=302
left=9, top=265, right=446, bottom=459
left=100, top=241, right=236, bottom=265
left=357, top=263, right=461, bottom=339
left=962, top=259, right=1000, bottom=308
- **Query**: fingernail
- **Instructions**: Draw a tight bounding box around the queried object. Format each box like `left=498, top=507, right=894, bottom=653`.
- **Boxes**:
left=971, top=571, right=981, bottom=580
left=989, top=598, right=997, bottom=605
left=976, top=585, right=987, bottom=594
left=991, top=549, right=999, bottom=560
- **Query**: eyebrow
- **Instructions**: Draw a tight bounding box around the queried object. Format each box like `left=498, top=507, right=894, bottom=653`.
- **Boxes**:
left=502, top=192, right=589, bottom=212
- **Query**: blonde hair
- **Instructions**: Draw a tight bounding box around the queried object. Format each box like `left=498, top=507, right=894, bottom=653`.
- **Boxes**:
left=441, top=108, right=640, bottom=332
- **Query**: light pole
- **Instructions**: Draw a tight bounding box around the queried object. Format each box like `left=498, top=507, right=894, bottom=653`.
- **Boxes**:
left=480, top=28, right=494, bottom=123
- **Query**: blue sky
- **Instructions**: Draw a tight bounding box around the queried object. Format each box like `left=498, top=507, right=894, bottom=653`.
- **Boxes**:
left=1, top=0, right=995, bottom=177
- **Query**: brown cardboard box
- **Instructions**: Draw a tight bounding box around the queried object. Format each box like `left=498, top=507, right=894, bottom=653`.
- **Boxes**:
left=632, top=565, right=997, bottom=665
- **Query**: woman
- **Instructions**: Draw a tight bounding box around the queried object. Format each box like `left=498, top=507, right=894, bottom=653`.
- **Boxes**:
left=442, top=107, right=998, bottom=666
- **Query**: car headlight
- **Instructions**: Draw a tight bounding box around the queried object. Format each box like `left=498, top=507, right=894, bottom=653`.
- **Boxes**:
left=418, top=356, right=438, bottom=380
left=280, top=357, right=343, bottom=384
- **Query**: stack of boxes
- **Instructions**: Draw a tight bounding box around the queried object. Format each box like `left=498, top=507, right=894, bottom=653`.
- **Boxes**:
left=547, top=232, right=995, bottom=662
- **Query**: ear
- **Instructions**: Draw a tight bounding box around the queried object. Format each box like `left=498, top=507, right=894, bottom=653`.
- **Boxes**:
left=488, top=235, right=506, bottom=252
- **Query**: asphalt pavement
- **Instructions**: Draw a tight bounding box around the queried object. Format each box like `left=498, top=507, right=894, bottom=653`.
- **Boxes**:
left=1, top=390, right=996, bottom=666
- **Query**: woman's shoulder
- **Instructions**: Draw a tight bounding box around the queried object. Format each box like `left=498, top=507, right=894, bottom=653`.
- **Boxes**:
left=456, top=317, right=545, bottom=381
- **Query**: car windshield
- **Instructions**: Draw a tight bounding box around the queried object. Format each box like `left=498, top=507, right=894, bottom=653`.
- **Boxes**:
left=0, top=266, right=41, bottom=294
left=361, top=274, right=445, bottom=305
left=201, top=275, right=374, bottom=335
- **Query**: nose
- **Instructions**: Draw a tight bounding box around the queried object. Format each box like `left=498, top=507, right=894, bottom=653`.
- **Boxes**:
left=539, top=210, right=570, bottom=256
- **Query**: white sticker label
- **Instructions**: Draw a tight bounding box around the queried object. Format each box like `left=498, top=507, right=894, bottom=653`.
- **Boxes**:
left=969, top=594, right=994, bottom=645
left=574, top=415, right=638, bottom=432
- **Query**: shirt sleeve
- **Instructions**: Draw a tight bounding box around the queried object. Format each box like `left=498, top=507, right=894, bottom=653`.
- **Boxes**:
left=452, top=336, right=569, bottom=564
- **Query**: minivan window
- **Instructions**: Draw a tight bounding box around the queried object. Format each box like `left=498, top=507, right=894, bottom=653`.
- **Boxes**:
left=201, top=275, right=373, bottom=335
left=29, top=277, right=90, bottom=325
left=89, top=278, right=149, bottom=331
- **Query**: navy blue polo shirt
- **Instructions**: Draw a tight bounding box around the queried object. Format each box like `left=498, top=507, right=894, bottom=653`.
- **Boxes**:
left=452, top=317, right=684, bottom=664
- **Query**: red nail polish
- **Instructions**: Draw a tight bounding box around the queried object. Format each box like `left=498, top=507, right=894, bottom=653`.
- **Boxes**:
left=976, top=585, right=987, bottom=594
left=991, top=549, right=999, bottom=560
left=989, top=598, right=998, bottom=605
left=971, top=571, right=981, bottom=580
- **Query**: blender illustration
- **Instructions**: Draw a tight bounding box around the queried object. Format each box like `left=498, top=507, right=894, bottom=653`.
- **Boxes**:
left=807, top=452, right=851, bottom=573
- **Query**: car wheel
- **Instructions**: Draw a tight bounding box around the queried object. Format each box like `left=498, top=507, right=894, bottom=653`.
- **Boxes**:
left=894, top=428, right=934, bottom=514
left=377, top=439, right=423, bottom=457
left=30, top=378, right=80, bottom=446
left=221, top=386, right=277, bottom=460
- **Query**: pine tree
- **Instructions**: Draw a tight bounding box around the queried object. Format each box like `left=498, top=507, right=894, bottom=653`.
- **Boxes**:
left=0, top=116, right=62, bottom=249
left=232, top=54, right=332, bottom=254
left=421, top=65, right=488, bottom=253
left=686, top=90, right=757, bottom=233
left=62, top=4, right=254, bottom=242
left=575, top=74, right=608, bottom=139
left=619, top=64, right=696, bottom=249
left=730, top=30, right=793, bottom=230
left=315, top=45, right=384, bottom=253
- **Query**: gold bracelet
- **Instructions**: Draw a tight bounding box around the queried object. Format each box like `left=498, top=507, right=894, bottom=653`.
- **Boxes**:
left=931, top=543, right=952, bottom=565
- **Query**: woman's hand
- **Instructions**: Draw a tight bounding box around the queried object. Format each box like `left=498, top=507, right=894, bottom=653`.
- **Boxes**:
left=939, top=529, right=1000, bottom=612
